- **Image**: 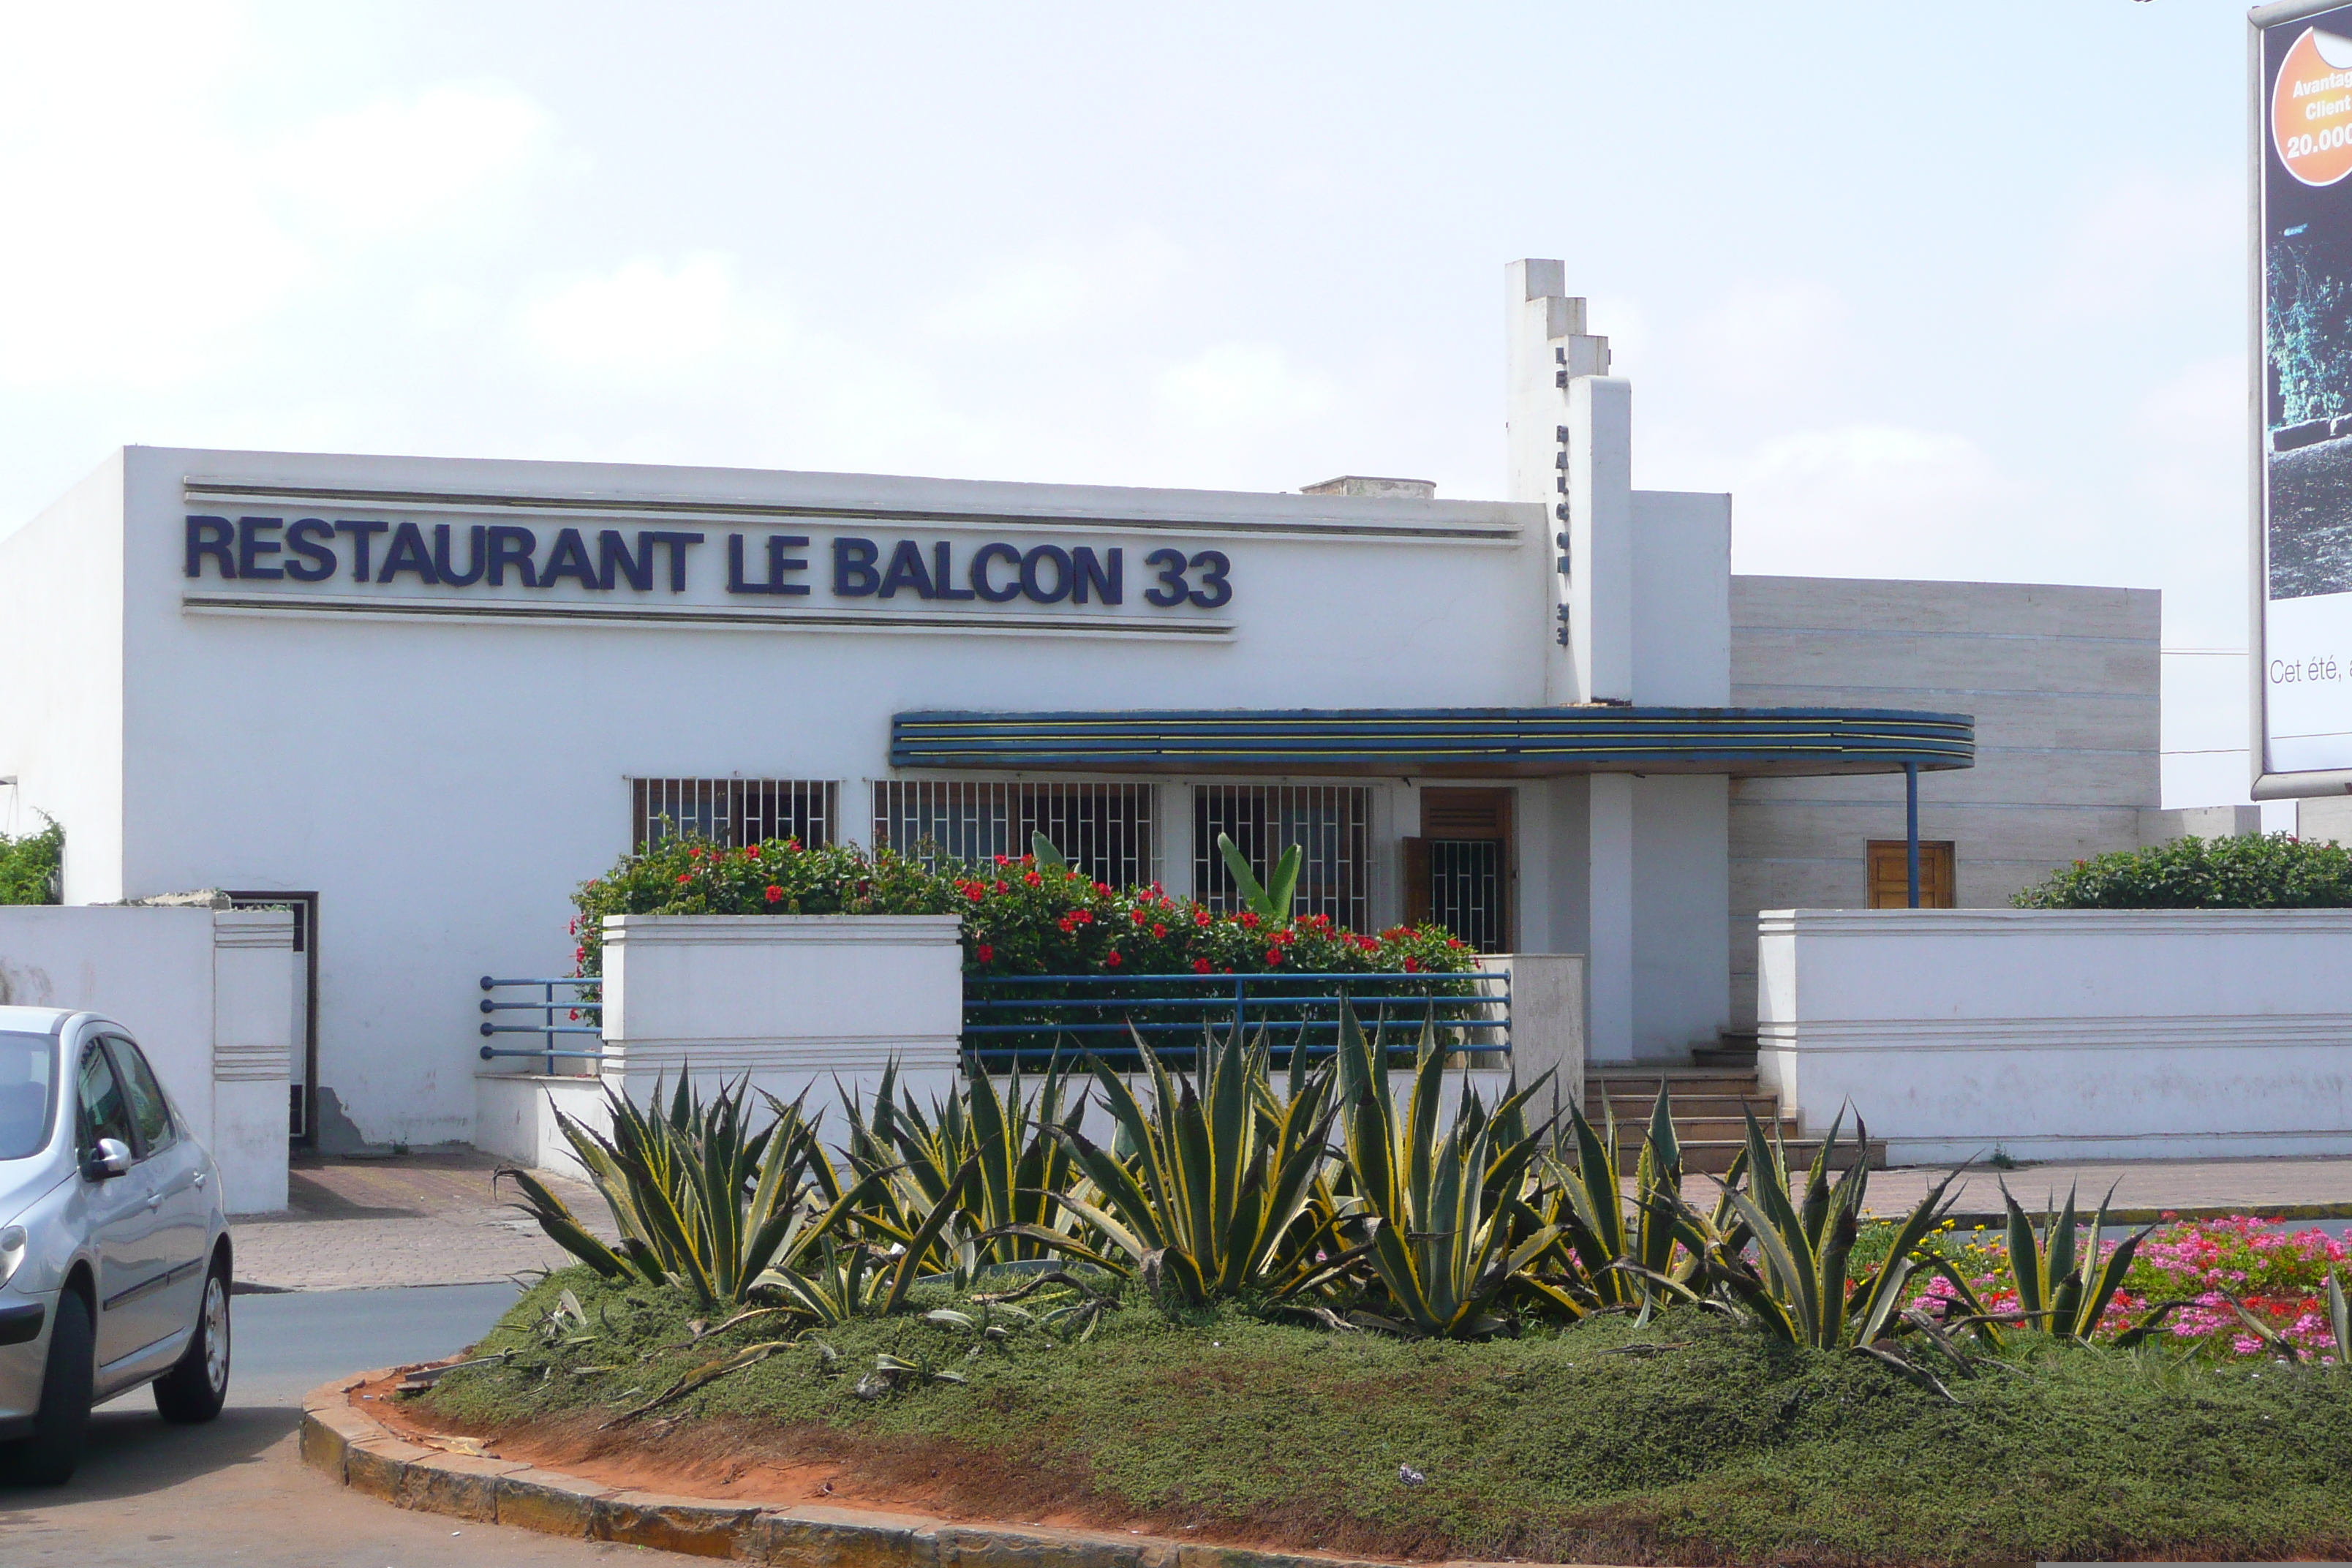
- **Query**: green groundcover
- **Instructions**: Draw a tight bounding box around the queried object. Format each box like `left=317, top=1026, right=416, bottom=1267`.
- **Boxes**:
left=419, top=1270, right=2352, bottom=1567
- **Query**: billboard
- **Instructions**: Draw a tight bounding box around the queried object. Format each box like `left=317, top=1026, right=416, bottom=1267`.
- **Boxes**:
left=2254, top=1, right=2352, bottom=794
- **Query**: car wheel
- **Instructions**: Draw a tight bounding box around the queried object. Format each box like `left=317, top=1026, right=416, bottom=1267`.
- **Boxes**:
left=9, top=1288, right=94, bottom=1485
left=153, top=1259, right=230, bottom=1425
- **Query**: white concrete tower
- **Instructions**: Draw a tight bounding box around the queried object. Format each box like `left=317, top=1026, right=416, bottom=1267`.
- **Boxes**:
left=1507, top=260, right=1733, bottom=1065
left=1503, top=260, right=1621, bottom=705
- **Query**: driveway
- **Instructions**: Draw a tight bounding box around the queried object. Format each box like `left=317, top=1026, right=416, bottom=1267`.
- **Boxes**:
left=232, top=1150, right=601, bottom=1291
left=0, top=1270, right=646, bottom=1564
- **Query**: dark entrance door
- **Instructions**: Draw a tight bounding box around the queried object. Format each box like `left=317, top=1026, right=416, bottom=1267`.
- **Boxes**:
left=1401, top=788, right=1512, bottom=952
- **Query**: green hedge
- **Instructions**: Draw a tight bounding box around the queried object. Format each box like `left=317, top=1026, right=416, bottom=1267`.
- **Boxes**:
left=2012, top=832, right=2352, bottom=909
left=0, top=815, right=61, bottom=905
left=570, top=834, right=1477, bottom=979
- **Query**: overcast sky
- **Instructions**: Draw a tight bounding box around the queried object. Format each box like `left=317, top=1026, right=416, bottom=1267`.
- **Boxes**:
left=0, top=2, right=2255, bottom=805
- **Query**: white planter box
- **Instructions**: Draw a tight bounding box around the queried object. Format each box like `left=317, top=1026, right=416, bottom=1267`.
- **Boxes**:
left=474, top=1071, right=612, bottom=1181
left=597, top=913, right=962, bottom=1112
left=1757, top=908, right=2352, bottom=1162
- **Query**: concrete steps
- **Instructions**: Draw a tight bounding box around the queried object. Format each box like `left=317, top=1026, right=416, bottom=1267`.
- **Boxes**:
left=1583, top=1064, right=1885, bottom=1177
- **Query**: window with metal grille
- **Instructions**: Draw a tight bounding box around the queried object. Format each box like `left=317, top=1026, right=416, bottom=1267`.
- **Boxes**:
left=1425, top=840, right=1505, bottom=951
left=871, top=780, right=1156, bottom=886
left=1402, top=788, right=1512, bottom=952
left=631, top=779, right=837, bottom=852
left=1192, top=784, right=1371, bottom=930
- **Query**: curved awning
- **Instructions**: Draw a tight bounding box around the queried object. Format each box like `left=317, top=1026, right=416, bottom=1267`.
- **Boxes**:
left=890, top=706, right=1972, bottom=778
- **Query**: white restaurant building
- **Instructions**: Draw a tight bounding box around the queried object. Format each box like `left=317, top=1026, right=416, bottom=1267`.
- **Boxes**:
left=0, top=263, right=2188, bottom=1155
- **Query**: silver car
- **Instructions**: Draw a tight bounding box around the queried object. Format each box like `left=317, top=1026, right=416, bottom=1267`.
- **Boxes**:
left=0, top=1006, right=233, bottom=1484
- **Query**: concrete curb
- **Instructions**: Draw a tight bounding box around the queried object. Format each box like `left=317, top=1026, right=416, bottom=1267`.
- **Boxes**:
left=301, top=1371, right=1418, bottom=1568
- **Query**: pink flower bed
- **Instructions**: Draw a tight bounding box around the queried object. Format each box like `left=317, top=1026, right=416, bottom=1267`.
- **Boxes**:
left=1908, top=1214, right=2348, bottom=1360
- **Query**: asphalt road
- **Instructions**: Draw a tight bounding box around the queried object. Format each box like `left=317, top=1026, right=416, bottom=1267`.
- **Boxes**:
left=0, top=1283, right=655, bottom=1566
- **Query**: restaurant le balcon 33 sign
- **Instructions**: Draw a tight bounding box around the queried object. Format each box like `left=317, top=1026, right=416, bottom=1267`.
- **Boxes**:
left=178, top=514, right=1235, bottom=633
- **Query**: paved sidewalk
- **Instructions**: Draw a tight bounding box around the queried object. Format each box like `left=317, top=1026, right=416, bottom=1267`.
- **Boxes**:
left=1667, top=1153, right=2352, bottom=1224
left=231, top=1150, right=607, bottom=1291
left=1863, top=1154, right=2352, bottom=1222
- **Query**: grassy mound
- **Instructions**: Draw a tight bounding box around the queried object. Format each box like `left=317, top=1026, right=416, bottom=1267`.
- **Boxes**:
left=421, top=1269, right=2352, bottom=1567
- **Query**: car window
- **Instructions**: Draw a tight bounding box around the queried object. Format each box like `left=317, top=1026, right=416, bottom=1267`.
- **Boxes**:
left=0, top=1030, right=58, bottom=1160
left=108, top=1039, right=176, bottom=1158
left=77, top=1044, right=135, bottom=1157
left=110, top=1039, right=178, bottom=1155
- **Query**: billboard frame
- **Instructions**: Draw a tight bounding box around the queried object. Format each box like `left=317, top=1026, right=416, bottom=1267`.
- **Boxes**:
left=2251, top=0, right=2352, bottom=799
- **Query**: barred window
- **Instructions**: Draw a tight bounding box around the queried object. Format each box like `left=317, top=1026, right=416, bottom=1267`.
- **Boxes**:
left=1193, top=784, right=1371, bottom=930
left=872, top=780, right=1156, bottom=886
left=631, top=779, right=837, bottom=851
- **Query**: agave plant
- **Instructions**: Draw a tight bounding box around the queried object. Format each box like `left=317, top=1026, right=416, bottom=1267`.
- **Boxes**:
left=840, top=1055, right=1091, bottom=1280
left=752, top=1184, right=976, bottom=1324
left=500, top=1073, right=868, bottom=1311
left=1539, top=1088, right=1723, bottom=1319
left=2331, top=1272, right=2351, bottom=1365
left=1703, top=1107, right=1959, bottom=1350
left=1215, top=831, right=1302, bottom=921
left=1330, top=1006, right=1567, bottom=1337
left=1036, top=1025, right=1341, bottom=1306
left=1923, top=1181, right=2158, bottom=1346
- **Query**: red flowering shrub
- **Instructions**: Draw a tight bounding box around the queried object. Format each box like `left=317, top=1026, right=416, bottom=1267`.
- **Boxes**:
left=572, top=837, right=958, bottom=973
left=570, top=835, right=1477, bottom=984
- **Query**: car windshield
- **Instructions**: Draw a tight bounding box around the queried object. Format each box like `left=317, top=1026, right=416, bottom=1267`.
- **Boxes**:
left=0, top=1031, right=59, bottom=1160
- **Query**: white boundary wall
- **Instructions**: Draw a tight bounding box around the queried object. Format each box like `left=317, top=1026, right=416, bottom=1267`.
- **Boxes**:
left=1757, top=908, right=2352, bottom=1162
left=475, top=1072, right=611, bottom=1182
left=0, top=905, right=295, bottom=1211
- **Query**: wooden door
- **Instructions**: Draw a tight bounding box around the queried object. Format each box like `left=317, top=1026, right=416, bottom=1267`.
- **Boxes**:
left=1866, top=840, right=1955, bottom=908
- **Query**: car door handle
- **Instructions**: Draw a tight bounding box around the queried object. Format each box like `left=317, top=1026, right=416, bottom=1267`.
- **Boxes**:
left=146, top=1193, right=162, bottom=1210
left=192, top=1172, right=206, bottom=1188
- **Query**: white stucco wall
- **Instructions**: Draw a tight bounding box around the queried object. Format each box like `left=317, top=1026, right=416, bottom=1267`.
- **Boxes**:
left=1632, top=775, right=1729, bottom=1060
left=0, top=904, right=215, bottom=1115
left=1630, top=491, right=1731, bottom=708
left=0, top=904, right=293, bottom=1210
left=1756, top=907, right=2352, bottom=1161
left=0, top=454, right=128, bottom=903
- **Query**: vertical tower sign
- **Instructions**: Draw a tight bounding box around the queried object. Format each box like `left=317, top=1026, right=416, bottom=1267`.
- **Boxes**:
left=2255, top=2, right=2352, bottom=792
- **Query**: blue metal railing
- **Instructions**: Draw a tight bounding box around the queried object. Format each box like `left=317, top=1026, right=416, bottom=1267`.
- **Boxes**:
left=472, top=968, right=1502, bottom=1077
left=961, top=970, right=1507, bottom=1067
left=477, top=976, right=604, bottom=1076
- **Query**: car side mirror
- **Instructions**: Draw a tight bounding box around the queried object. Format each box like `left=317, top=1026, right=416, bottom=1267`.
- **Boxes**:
left=83, top=1138, right=131, bottom=1181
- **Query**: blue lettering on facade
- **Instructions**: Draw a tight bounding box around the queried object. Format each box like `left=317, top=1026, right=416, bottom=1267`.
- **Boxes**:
left=726, top=533, right=811, bottom=596
left=434, top=524, right=487, bottom=586
left=877, top=539, right=934, bottom=599
left=969, top=542, right=1022, bottom=602
left=377, top=522, right=440, bottom=584
left=602, top=531, right=654, bottom=592
left=538, top=527, right=598, bottom=589
left=833, top=537, right=881, bottom=596
left=285, top=519, right=337, bottom=581
left=179, top=516, right=1217, bottom=611
left=184, top=516, right=235, bottom=578
left=335, top=520, right=388, bottom=582
left=237, top=516, right=285, bottom=580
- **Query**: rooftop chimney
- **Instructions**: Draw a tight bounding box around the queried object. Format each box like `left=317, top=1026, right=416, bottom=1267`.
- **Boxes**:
left=1300, top=475, right=1436, bottom=499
